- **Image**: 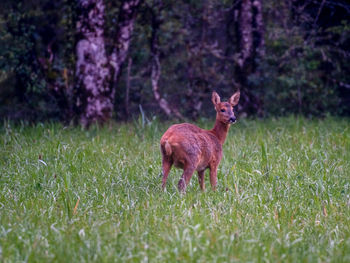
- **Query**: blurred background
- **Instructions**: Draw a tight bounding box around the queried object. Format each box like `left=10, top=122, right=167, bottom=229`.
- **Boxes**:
left=0, top=0, right=349, bottom=126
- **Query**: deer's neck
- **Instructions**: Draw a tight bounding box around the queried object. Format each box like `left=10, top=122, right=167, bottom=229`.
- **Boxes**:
left=210, top=118, right=230, bottom=145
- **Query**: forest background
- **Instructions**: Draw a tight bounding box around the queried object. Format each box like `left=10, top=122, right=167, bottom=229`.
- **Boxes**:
left=0, top=0, right=349, bottom=126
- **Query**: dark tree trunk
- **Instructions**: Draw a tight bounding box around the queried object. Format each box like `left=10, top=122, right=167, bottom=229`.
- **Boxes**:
left=236, top=0, right=253, bottom=70
left=110, top=0, right=142, bottom=84
left=125, top=57, right=132, bottom=119
left=149, top=2, right=183, bottom=119
left=37, top=42, right=74, bottom=122
left=234, top=0, right=264, bottom=115
left=252, top=0, right=265, bottom=59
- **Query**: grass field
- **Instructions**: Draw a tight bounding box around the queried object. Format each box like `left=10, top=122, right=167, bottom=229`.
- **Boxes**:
left=1, top=116, right=350, bottom=262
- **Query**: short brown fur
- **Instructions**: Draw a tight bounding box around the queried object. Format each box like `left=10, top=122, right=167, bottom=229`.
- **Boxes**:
left=160, top=91, right=240, bottom=192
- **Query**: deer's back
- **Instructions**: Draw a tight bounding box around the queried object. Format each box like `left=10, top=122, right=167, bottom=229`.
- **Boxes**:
left=160, top=123, right=222, bottom=170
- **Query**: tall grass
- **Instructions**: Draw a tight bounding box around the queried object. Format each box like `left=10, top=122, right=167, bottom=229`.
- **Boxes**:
left=0, top=116, right=350, bottom=262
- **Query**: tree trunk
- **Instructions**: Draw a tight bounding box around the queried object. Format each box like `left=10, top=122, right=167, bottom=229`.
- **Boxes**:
left=252, top=0, right=265, bottom=59
left=125, top=57, right=132, bottom=119
left=37, top=41, right=74, bottom=122
left=237, top=0, right=253, bottom=69
left=235, top=0, right=264, bottom=70
left=75, top=0, right=112, bottom=127
left=234, top=0, right=264, bottom=115
left=110, top=0, right=142, bottom=84
left=149, top=2, right=183, bottom=120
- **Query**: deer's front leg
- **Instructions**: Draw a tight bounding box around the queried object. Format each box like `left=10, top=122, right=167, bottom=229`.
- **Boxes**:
left=197, top=170, right=205, bottom=191
left=178, top=165, right=196, bottom=193
left=209, top=165, right=218, bottom=191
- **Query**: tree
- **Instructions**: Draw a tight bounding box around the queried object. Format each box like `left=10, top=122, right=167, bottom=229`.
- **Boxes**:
left=75, top=0, right=142, bottom=126
left=148, top=1, right=183, bottom=119
left=233, top=0, right=264, bottom=114
left=75, top=0, right=112, bottom=126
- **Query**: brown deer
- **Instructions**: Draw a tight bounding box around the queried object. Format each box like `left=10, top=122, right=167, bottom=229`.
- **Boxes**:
left=160, top=91, right=240, bottom=192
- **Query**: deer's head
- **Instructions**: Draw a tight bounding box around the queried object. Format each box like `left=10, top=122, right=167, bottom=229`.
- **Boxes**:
left=212, top=91, right=240, bottom=124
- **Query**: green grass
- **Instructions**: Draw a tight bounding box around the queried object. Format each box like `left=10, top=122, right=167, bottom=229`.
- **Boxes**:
left=1, top=116, right=350, bottom=262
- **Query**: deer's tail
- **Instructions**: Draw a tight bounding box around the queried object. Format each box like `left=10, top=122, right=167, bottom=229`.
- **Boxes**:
left=161, top=140, right=172, bottom=156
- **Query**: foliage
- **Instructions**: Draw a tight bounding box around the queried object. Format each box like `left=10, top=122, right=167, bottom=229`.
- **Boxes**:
left=255, top=1, right=350, bottom=117
left=0, top=0, right=350, bottom=121
left=0, top=0, right=76, bottom=121
left=1, top=117, right=350, bottom=261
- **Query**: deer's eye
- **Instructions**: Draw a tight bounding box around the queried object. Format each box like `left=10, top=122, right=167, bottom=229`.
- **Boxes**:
left=220, top=109, right=225, bottom=112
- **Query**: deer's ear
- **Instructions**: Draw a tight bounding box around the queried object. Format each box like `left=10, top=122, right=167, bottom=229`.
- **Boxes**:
left=229, top=91, right=240, bottom=106
left=212, top=92, right=221, bottom=106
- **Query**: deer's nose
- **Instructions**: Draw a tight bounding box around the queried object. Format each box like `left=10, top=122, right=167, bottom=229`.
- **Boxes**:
left=229, top=116, right=236, bottom=123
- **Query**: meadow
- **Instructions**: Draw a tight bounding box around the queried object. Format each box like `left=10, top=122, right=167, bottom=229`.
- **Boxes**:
left=0, top=116, right=350, bottom=262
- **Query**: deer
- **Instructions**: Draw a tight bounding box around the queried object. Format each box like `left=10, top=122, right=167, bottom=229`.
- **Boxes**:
left=160, top=91, right=240, bottom=192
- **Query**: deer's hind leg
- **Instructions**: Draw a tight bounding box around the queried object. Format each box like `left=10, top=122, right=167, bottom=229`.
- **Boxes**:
left=162, top=158, right=173, bottom=190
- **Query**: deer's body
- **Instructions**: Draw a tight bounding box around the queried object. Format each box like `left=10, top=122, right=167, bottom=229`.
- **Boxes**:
left=160, top=91, right=240, bottom=192
left=161, top=123, right=223, bottom=171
